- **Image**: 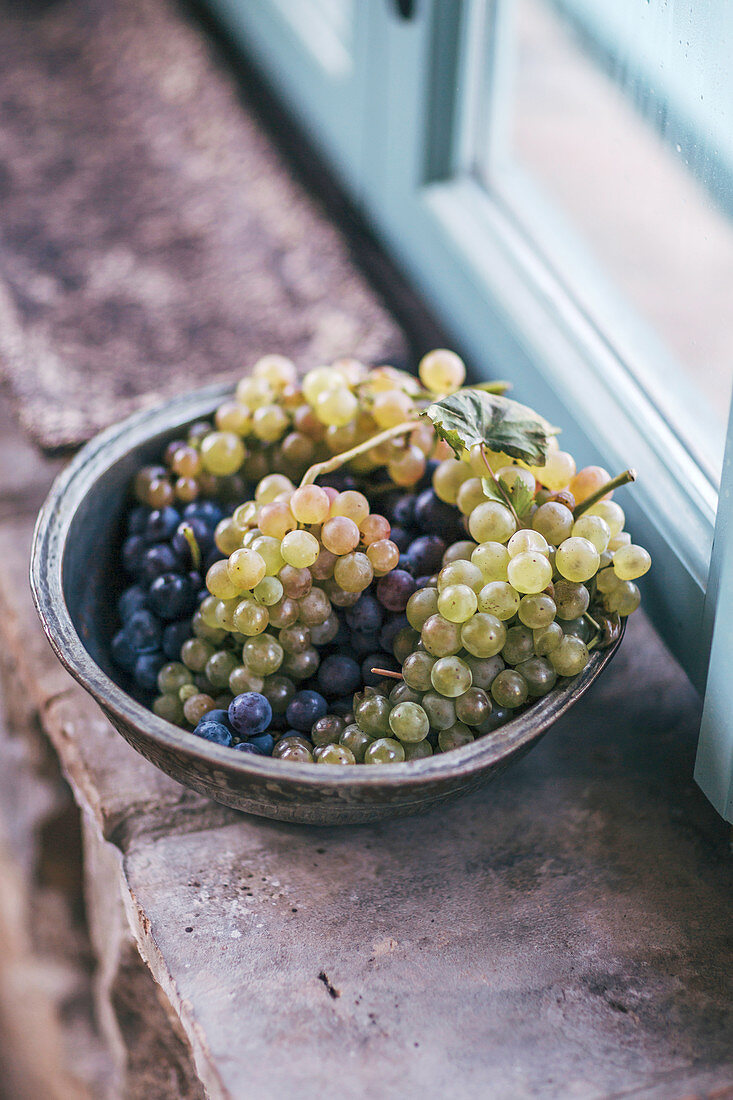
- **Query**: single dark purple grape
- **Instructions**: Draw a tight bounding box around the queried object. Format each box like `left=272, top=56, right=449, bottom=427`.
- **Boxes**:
left=228, top=692, right=273, bottom=736
left=134, top=651, right=166, bottom=690
left=415, top=489, right=463, bottom=541
left=195, top=720, right=233, bottom=746
left=162, top=619, right=193, bottom=660
left=377, top=570, right=416, bottom=612
left=118, top=584, right=148, bottom=622
left=391, top=494, right=417, bottom=528
left=148, top=573, right=195, bottom=621
left=121, top=534, right=148, bottom=576
left=245, top=732, right=275, bottom=756
left=286, top=690, right=328, bottom=733
left=111, top=629, right=136, bottom=672
left=201, top=708, right=232, bottom=727
left=261, top=675, right=296, bottom=714
left=317, top=654, right=362, bottom=698
left=172, top=518, right=214, bottom=564
left=389, top=526, right=411, bottom=553
left=345, top=594, right=383, bottom=633
left=127, top=505, right=151, bottom=536
left=349, top=629, right=383, bottom=658
left=183, top=500, right=224, bottom=528
left=405, top=535, right=446, bottom=576
left=139, top=544, right=181, bottom=586
left=145, top=506, right=181, bottom=543
left=124, top=609, right=162, bottom=653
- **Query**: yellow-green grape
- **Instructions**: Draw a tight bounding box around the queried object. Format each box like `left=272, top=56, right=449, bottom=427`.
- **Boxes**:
left=516, top=656, right=557, bottom=697
left=215, top=402, right=252, bottom=436
left=456, top=477, right=486, bottom=516
left=302, top=366, right=342, bottom=405
left=402, top=651, right=436, bottom=691
left=572, top=514, right=611, bottom=553
left=437, top=724, right=474, bottom=753
left=181, top=638, right=215, bottom=672
left=199, top=432, right=246, bottom=476
left=532, top=501, right=574, bottom=545
left=422, top=692, right=456, bottom=730
left=496, top=465, right=536, bottom=496
left=317, top=386, right=359, bottom=429
left=595, top=567, right=620, bottom=594
left=537, top=450, right=576, bottom=491
left=550, top=636, right=590, bottom=676
left=214, top=598, right=239, bottom=630
left=490, top=669, right=528, bottom=708
left=157, top=662, right=193, bottom=694
left=235, top=376, right=275, bottom=409
left=613, top=544, right=651, bottom=580
left=232, top=500, right=258, bottom=532
left=388, top=444, right=427, bottom=487
left=364, top=738, right=406, bottom=765
left=255, top=474, right=294, bottom=503
left=183, top=693, right=216, bottom=725
left=421, top=613, right=463, bottom=657
left=244, top=635, right=284, bottom=676
left=438, top=559, right=484, bottom=594
left=418, top=348, right=466, bottom=393
left=585, top=500, right=624, bottom=537
left=289, top=485, right=330, bottom=525
left=472, top=541, right=510, bottom=582
left=442, top=540, right=478, bottom=565
left=506, top=551, right=553, bottom=595
left=431, top=655, right=472, bottom=697
left=469, top=501, right=517, bottom=544
left=389, top=701, right=429, bottom=743
left=339, top=724, right=373, bottom=763
left=533, top=621, right=563, bottom=656
left=372, top=389, right=413, bottom=428
left=273, top=737, right=314, bottom=762
left=316, top=744, right=356, bottom=765
left=507, top=529, right=549, bottom=558
left=198, top=595, right=223, bottom=630
left=333, top=552, right=373, bottom=593
left=553, top=580, right=589, bottom=621
left=608, top=531, right=631, bottom=552
left=433, top=458, right=471, bottom=504
left=233, top=599, right=269, bottom=636
left=252, top=536, right=285, bottom=576
left=478, top=581, right=521, bottom=620
left=460, top=612, right=506, bottom=658
left=153, top=694, right=185, bottom=724
left=207, top=559, right=241, bottom=599
left=205, top=650, right=239, bottom=689
left=170, top=444, right=201, bottom=477
left=367, top=539, right=400, bottom=575
left=518, top=593, right=556, bottom=629
left=179, top=683, right=198, bottom=704
left=229, top=666, right=265, bottom=695
left=501, top=624, right=534, bottom=665
left=467, top=444, right=512, bottom=475
left=253, top=576, right=284, bottom=606
left=406, top=588, right=439, bottom=630
left=454, top=686, right=492, bottom=727
left=227, top=548, right=267, bottom=591
left=257, top=502, right=296, bottom=540
left=280, top=431, right=315, bottom=471
left=321, top=516, right=360, bottom=555
left=437, top=584, right=478, bottom=623
left=252, top=404, right=289, bottom=443
left=281, top=530, right=320, bottom=569
left=331, top=491, right=370, bottom=525
left=403, top=741, right=434, bottom=761
left=298, top=588, right=332, bottom=626
left=604, top=580, right=641, bottom=616
left=192, top=609, right=226, bottom=644
left=555, top=537, right=600, bottom=583
left=253, top=353, right=296, bottom=389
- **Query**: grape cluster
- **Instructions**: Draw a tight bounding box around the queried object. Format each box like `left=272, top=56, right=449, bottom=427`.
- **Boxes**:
left=113, top=348, right=650, bottom=765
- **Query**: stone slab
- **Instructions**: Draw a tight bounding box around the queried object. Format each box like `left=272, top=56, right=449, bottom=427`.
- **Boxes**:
left=0, top=0, right=407, bottom=450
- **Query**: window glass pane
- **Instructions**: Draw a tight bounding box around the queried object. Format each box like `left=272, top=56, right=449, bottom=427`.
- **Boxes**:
left=476, top=0, right=733, bottom=481
left=268, top=0, right=355, bottom=75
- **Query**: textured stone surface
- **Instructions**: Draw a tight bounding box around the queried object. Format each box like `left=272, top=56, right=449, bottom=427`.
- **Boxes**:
left=0, top=0, right=406, bottom=450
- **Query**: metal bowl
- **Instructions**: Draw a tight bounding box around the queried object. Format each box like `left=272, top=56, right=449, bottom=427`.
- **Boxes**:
left=30, top=384, right=622, bottom=825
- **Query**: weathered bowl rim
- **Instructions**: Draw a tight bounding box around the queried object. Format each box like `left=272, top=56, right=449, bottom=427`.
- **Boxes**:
left=30, top=383, right=622, bottom=794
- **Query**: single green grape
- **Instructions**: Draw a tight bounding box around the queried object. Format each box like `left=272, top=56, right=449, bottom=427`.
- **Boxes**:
left=309, top=614, right=340, bottom=646
left=437, top=723, right=474, bottom=753
left=214, top=598, right=239, bottom=631
left=421, top=691, right=457, bottom=730
left=181, top=638, right=215, bottom=672
left=437, top=584, right=479, bottom=623
left=315, top=387, right=358, bottom=428
left=403, top=740, right=434, bottom=761
left=460, top=612, right=506, bottom=658
left=490, top=670, right=528, bottom=709
left=506, top=551, right=552, bottom=594
left=333, top=551, right=373, bottom=593
left=272, top=737, right=314, bottom=762
left=389, top=682, right=423, bottom=706
left=311, top=715, right=346, bottom=748
left=253, top=576, right=284, bottom=606
left=507, top=529, right=549, bottom=558
left=462, top=654, right=505, bottom=690
left=433, top=458, right=471, bottom=504
left=198, top=595, right=223, bottom=630
left=431, top=656, right=472, bottom=698
left=354, top=692, right=393, bottom=737
left=200, top=431, right=246, bottom=476
left=389, top=701, right=430, bottom=743
left=532, top=502, right=574, bottom=545
left=468, top=501, right=517, bottom=544
left=182, top=692, right=216, bottom=725
left=316, top=744, right=356, bottom=765
left=604, top=580, right=641, bottom=616
left=364, top=738, right=406, bottom=764
left=153, top=693, right=185, bottom=724
left=477, top=581, right=521, bottom=621
left=555, top=537, right=600, bottom=583
left=553, top=580, right=590, bottom=621
left=572, top=514, right=611, bottom=553
left=515, top=656, right=557, bottom=697
left=442, top=540, right=478, bottom=565
left=419, top=348, right=466, bottom=393
left=586, top=499, right=625, bottom=537
left=339, top=724, right=373, bottom=763
left=456, top=477, right=488, bottom=516
left=518, top=593, right=556, bottom=629
left=243, top=635, right=284, bottom=676
left=406, top=588, right=439, bottom=631
left=595, top=567, right=620, bottom=594
left=559, top=617, right=592, bottom=642
left=281, top=530, right=320, bottom=569
left=191, top=611, right=227, bottom=645
left=298, top=588, right=332, bottom=626
left=549, top=636, right=590, bottom=676
left=501, top=624, right=535, bottom=666
left=613, top=544, right=651, bottom=581
left=207, top=559, right=241, bottom=599
left=438, top=559, right=484, bottom=594
left=402, top=651, right=436, bottom=691
left=233, top=599, right=269, bottom=636
left=229, top=666, right=265, bottom=695
left=421, top=614, right=463, bottom=657
left=252, top=535, right=285, bottom=576
left=471, top=541, right=510, bottom=582
left=205, top=650, right=239, bottom=688
left=179, top=683, right=198, bottom=704
left=532, top=621, right=563, bottom=656
left=454, top=686, right=492, bottom=726
left=157, top=661, right=193, bottom=694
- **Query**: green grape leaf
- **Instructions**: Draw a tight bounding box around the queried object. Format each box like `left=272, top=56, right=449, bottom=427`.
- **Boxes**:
left=481, top=476, right=535, bottom=519
left=424, top=389, right=556, bottom=466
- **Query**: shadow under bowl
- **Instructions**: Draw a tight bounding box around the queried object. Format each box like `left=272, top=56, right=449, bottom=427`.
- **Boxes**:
left=30, top=384, right=622, bottom=825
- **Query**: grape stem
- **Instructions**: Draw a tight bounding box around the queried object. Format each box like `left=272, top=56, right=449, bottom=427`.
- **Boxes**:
left=479, top=443, right=521, bottom=527
left=573, top=469, right=636, bottom=518
left=299, top=421, right=423, bottom=487
left=179, top=523, right=201, bottom=570
left=370, top=667, right=404, bottom=680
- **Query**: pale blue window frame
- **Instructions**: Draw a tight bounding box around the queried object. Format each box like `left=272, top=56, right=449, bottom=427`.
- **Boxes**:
left=202, top=0, right=733, bottom=821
